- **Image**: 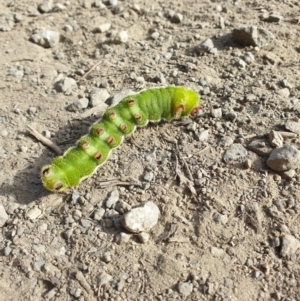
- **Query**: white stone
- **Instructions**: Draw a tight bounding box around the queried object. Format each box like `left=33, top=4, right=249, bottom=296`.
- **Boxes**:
left=0, top=204, right=9, bottom=227
left=121, top=201, right=160, bottom=233
left=27, top=207, right=42, bottom=219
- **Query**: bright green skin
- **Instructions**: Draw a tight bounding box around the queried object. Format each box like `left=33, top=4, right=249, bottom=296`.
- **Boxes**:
left=41, top=86, right=201, bottom=192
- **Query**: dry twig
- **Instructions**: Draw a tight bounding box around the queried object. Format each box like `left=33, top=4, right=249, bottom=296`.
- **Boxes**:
left=27, top=125, right=62, bottom=155
left=77, top=60, right=103, bottom=83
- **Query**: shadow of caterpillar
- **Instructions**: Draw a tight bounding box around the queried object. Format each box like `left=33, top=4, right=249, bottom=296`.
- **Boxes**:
left=41, top=86, right=202, bottom=192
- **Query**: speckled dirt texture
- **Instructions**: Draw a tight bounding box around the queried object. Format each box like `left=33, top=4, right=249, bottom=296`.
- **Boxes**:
left=1, top=0, right=300, bottom=300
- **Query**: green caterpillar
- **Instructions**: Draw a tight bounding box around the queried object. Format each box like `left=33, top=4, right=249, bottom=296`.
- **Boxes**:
left=41, top=86, right=201, bottom=192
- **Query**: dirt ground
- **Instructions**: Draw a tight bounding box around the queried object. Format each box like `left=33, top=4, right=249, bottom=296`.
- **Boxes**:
left=1, top=0, right=300, bottom=300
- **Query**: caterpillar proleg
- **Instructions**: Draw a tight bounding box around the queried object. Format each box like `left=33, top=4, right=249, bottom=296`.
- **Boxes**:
left=41, top=86, right=201, bottom=192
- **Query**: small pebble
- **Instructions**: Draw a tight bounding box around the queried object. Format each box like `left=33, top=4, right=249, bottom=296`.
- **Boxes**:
left=67, top=98, right=89, bottom=111
left=223, top=143, right=248, bottom=163
left=280, top=234, right=300, bottom=257
left=0, top=204, right=9, bottom=227
left=137, top=232, right=150, bottom=243
left=89, top=88, right=110, bottom=107
left=31, top=29, right=60, bottom=48
left=177, top=282, right=193, bottom=296
left=92, top=23, right=111, bottom=33
left=105, top=189, right=120, bottom=209
left=94, top=208, right=105, bottom=221
left=27, top=207, right=42, bottom=220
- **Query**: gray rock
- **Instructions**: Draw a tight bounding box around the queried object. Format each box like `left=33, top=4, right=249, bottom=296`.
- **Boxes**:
left=243, top=52, right=255, bottom=64
left=105, top=189, right=119, bottom=209
left=54, top=77, right=77, bottom=94
left=196, top=38, right=215, bottom=54
left=285, top=121, right=300, bottom=134
left=9, top=66, right=24, bottom=79
left=211, top=108, right=222, bottom=118
left=197, top=129, right=209, bottom=142
left=177, top=282, right=193, bottom=297
left=13, top=13, right=23, bottom=23
left=112, top=31, right=128, bottom=44
left=281, top=169, right=296, bottom=180
left=92, top=23, right=111, bottom=33
left=115, top=201, right=131, bottom=214
left=223, top=143, right=248, bottom=163
left=4, top=246, right=12, bottom=256
left=280, top=234, right=300, bottom=257
left=30, top=29, right=60, bottom=48
left=248, top=139, right=273, bottom=156
left=219, top=136, right=233, bottom=147
left=109, top=0, right=118, bottom=5
left=154, top=73, right=166, bottom=84
left=38, top=0, right=53, bottom=13
left=67, top=98, right=89, bottom=111
left=266, top=13, right=283, bottom=23
left=232, top=25, right=275, bottom=48
left=90, top=88, right=110, bottom=107
left=269, top=130, right=283, bottom=148
left=27, top=207, right=42, bottom=219
left=170, top=12, right=183, bottom=23
left=278, top=88, right=290, bottom=98
left=212, top=212, right=228, bottom=224
left=80, top=218, right=92, bottom=228
left=73, top=209, right=82, bottom=221
left=0, top=204, right=9, bottom=227
left=121, top=201, right=160, bottom=233
left=93, top=208, right=105, bottom=221
left=104, top=209, right=119, bottom=218
left=238, top=59, right=246, bottom=68
left=210, top=246, right=224, bottom=257
left=144, top=171, right=154, bottom=182
left=267, top=145, right=300, bottom=172
left=137, top=232, right=150, bottom=243
left=98, top=272, right=113, bottom=286
left=110, top=90, right=135, bottom=106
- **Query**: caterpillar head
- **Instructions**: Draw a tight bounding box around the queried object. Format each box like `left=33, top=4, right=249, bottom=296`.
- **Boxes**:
left=41, top=165, right=69, bottom=192
left=184, top=88, right=202, bottom=118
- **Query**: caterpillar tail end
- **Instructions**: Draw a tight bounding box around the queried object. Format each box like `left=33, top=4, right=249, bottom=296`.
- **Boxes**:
left=41, top=164, right=68, bottom=192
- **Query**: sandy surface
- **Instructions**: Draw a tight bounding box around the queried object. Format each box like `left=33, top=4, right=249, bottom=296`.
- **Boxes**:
left=1, top=0, right=300, bottom=300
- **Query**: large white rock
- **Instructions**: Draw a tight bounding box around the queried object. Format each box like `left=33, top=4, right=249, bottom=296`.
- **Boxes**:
left=121, top=201, right=160, bottom=233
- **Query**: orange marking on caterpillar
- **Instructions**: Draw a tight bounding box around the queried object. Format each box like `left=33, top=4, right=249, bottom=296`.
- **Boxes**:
left=107, top=136, right=114, bottom=144
left=120, top=123, right=128, bottom=132
left=174, top=104, right=185, bottom=116
left=96, top=128, right=105, bottom=136
left=128, top=99, right=135, bottom=106
left=80, top=141, right=90, bottom=149
left=94, top=151, right=102, bottom=160
left=109, top=111, right=116, bottom=119
left=134, top=114, right=142, bottom=120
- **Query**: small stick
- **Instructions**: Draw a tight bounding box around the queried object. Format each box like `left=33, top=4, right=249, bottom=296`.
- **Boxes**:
left=77, top=60, right=103, bottom=83
left=277, top=131, right=298, bottom=138
left=27, top=125, right=62, bottom=155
